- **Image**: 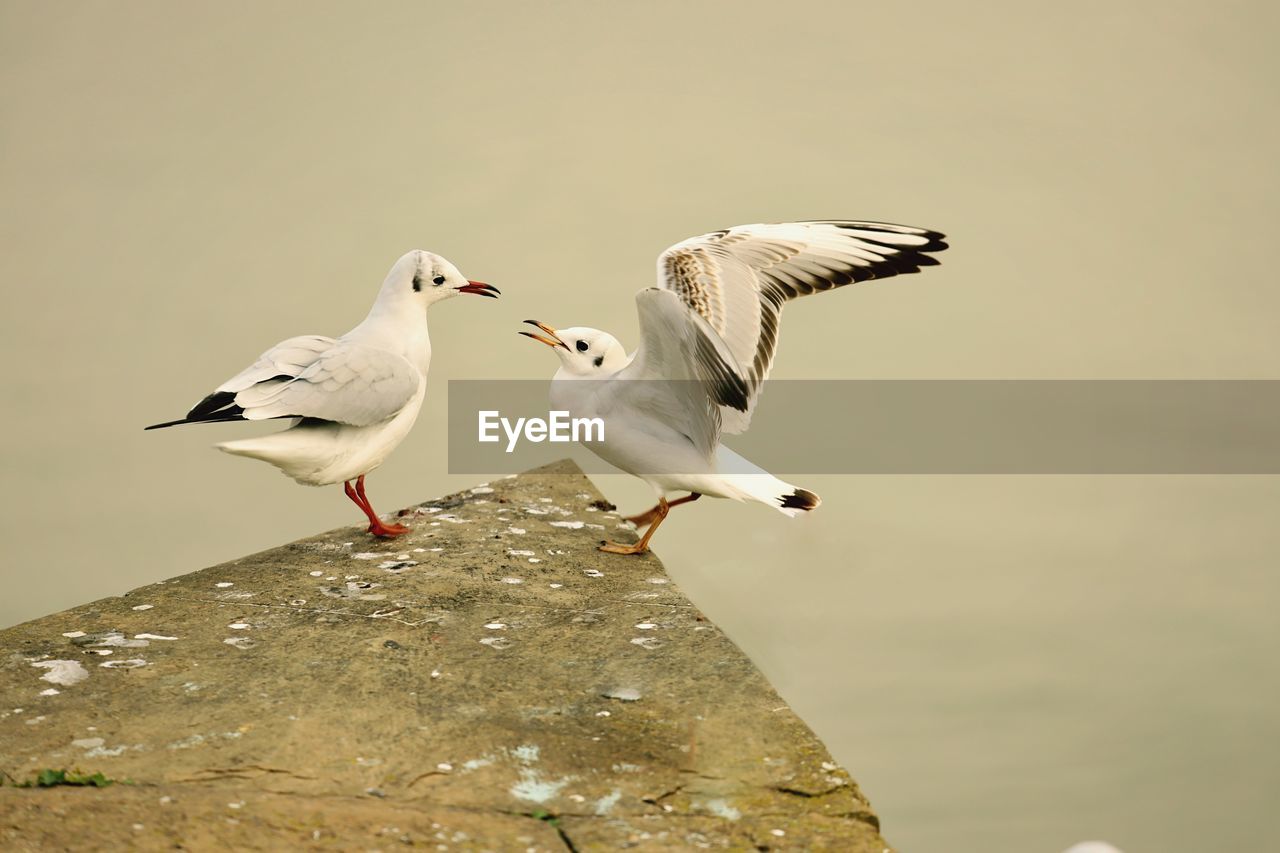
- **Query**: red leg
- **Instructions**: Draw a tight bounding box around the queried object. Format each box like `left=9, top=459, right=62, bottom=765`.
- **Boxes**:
left=343, top=480, right=378, bottom=527
left=356, top=475, right=410, bottom=537
left=345, top=476, right=409, bottom=538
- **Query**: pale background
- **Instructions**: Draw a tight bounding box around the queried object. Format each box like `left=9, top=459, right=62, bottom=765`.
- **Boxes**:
left=2, top=2, right=1277, bottom=850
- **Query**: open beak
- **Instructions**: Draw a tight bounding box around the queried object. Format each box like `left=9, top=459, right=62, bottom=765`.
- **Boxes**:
left=519, top=319, right=567, bottom=349
left=456, top=280, right=500, bottom=298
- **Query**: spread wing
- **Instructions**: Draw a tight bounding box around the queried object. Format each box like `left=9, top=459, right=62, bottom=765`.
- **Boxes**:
left=656, top=220, right=948, bottom=432
left=145, top=335, right=421, bottom=430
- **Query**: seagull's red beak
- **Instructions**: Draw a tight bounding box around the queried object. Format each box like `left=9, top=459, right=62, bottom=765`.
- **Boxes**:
left=456, top=280, right=500, bottom=298
left=519, top=319, right=567, bottom=349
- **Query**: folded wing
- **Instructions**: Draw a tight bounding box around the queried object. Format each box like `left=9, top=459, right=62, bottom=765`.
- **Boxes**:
left=145, top=335, right=420, bottom=430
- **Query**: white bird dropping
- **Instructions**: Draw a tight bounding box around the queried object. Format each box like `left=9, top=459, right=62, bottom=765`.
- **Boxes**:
left=147, top=250, right=498, bottom=538
left=521, top=220, right=946, bottom=554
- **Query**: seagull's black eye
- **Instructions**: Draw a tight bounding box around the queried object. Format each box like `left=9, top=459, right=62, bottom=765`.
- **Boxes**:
left=432, top=274, right=446, bottom=286
left=576, top=340, right=589, bottom=352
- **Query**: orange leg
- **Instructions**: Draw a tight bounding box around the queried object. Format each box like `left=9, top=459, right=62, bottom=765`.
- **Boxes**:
left=624, top=492, right=701, bottom=530
left=344, top=475, right=410, bottom=538
left=602, top=493, right=700, bottom=555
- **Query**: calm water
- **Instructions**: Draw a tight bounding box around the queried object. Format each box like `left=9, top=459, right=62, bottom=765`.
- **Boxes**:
left=3, top=3, right=1277, bottom=850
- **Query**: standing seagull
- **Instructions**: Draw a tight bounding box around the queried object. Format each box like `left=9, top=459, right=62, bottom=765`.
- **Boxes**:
left=146, top=250, right=498, bottom=537
left=521, top=220, right=946, bottom=554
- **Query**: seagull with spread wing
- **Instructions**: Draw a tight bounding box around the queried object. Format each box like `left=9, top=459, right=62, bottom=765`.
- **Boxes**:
left=521, top=220, right=947, bottom=554
left=146, top=250, right=498, bottom=537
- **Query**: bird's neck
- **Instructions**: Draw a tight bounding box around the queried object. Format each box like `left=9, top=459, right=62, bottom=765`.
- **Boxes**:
left=347, top=298, right=432, bottom=370
left=553, top=362, right=626, bottom=383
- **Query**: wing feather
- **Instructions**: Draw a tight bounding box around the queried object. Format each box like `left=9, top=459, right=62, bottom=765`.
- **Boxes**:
left=611, top=289, right=731, bottom=462
left=147, top=335, right=418, bottom=430
left=233, top=342, right=419, bottom=426
left=156, top=335, right=339, bottom=428
left=656, top=220, right=947, bottom=432
left=215, top=335, right=337, bottom=394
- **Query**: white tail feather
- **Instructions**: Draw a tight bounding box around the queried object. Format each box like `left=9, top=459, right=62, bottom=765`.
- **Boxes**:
left=214, top=423, right=339, bottom=486
left=715, top=447, right=821, bottom=517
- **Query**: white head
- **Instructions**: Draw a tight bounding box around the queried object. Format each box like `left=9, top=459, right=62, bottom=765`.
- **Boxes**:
left=380, top=249, right=499, bottom=306
left=520, top=321, right=629, bottom=377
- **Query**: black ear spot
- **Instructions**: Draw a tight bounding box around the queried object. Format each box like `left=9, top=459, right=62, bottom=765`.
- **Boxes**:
left=412, top=273, right=423, bottom=292
left=576, top=340, right=589, bottom=352
left=593, top=355, right=604, bottom=367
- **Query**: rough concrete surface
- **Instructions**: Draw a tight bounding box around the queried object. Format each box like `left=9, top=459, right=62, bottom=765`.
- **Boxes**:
left=0, top=460, right=887, bottom=851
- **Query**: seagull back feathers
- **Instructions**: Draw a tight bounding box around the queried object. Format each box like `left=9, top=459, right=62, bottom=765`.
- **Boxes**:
left=233, top=342, right=419, bottom=426
left=654, top=220, right=948, bottom=432
left=145, top=334, right=420, bottom=430
left=216, top=335, right=337, bottom=394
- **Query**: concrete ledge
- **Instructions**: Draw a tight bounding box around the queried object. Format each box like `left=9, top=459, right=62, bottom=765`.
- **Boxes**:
left=0, top=460, right=887, bottom=851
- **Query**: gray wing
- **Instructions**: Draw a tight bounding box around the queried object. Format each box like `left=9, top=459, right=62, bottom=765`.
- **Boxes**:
left=657, top=220, right=948, bottom=432
left=215, top=335, right=338, bottom=395
left=156, top=335, right=419, bottom=429
left=230, top=340, right=420, bottom=426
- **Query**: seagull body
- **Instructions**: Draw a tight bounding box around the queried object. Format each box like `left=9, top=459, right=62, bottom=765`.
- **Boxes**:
left=549, top=377, right=797, bottom=509
left=211, top=336, right=428, bottom=487
left=146, top=250, right=498, bottom=537
left=522, top=220, right=947, bottom=554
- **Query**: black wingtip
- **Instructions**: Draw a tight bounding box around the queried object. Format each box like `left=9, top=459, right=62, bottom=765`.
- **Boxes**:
left=186, top=390, right=239, bottom=421
left=780, top=488, right=821, bottom=511
left=145, top=411, right=249, bottom=430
